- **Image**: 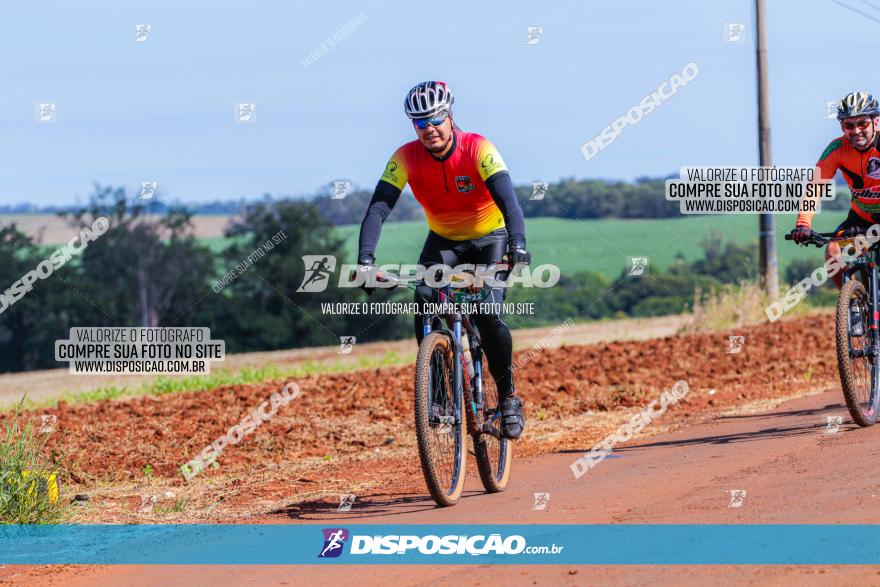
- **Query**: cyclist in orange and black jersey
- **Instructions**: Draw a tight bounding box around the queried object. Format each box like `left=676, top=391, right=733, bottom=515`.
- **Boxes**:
left=793, top=91, right=880, bottom=288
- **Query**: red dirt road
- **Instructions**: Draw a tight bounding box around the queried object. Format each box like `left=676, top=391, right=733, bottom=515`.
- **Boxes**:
left=6, top=387, right=879, bottom=586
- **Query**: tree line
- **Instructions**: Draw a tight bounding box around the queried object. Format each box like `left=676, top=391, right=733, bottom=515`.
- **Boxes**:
left=0, top=184, right=810, bottom=373
left=3, top=176, right=851, bottom=223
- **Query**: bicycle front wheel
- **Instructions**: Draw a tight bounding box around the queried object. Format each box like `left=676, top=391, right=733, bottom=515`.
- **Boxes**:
left=836, top=278, right=879, bottom=426
left=414, top=331, right=466, bottom=506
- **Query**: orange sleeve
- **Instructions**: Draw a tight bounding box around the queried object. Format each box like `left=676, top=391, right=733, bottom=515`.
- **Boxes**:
left=796, top=140, right=841, bottom=228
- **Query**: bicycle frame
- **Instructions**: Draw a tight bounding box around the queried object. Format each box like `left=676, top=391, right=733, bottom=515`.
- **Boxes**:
left=841, top=244, right=880, bottom=408
left=370, top=267, right=505, bottom=438
left=787, top=226, right=880, bottom=424
left=422, top=284, right=502, bottom=439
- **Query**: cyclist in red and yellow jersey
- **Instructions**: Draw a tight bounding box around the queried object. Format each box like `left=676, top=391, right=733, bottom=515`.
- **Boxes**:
left=357, top=81, right=528, bottom=439
left=793, top=91, right=880, bottom=288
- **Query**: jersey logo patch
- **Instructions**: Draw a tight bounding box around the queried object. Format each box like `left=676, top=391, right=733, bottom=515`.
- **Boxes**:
left=479, top=151, right=505, bottom=177
left=455, top=176, right=474, bottom=193
left=867, top=157, right=880, bottom=179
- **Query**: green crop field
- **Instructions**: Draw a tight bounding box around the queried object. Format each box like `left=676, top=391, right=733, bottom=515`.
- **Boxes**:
left=3, top=212, right=842, bottom=283
left=333, top=214, right=839, bottom=282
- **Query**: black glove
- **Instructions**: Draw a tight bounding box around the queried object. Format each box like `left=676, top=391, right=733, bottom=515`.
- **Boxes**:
left=791, top=226, right=814, bottom=245
left=356, top=254, right=376, bottom=295
left=507, top=240, right=531, bottom=268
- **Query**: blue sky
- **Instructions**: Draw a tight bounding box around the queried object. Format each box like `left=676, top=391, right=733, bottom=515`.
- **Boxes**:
left=0, top=0, right=875, bottom=205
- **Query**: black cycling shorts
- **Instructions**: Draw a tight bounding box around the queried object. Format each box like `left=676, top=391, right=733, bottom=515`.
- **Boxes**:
left=835, top=209, right=875, bottom=235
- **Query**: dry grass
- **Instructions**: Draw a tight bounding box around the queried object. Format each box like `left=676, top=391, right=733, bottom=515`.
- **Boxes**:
left=680, top=280, right=828, bottom=334
left=680, top=282, right=772, bottom=334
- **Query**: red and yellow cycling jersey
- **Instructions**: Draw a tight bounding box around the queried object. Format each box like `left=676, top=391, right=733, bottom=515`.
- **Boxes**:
left=797, top=135, right=880, bottom=227
left=379, top=131, right=508, bottom=240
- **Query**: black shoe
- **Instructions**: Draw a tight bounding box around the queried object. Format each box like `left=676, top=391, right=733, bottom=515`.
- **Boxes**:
left=500, top=395, right=525, bottom=439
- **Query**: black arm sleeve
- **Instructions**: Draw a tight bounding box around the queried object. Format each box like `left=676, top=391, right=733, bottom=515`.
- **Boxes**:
left=486, top=171, right=526, bottom=245
left=357, top=180, right=402, bottom=261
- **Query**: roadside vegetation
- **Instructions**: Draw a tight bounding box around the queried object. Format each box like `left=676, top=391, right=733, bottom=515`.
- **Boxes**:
left=0, top=402, right=70, bottom=523
left=32, top=351, right=411, bottom=408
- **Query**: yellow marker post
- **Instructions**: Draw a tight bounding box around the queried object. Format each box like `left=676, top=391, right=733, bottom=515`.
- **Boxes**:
left=20, top=471, right=59, bottom=504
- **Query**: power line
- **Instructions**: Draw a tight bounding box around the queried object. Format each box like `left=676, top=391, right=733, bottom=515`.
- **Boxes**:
left=829, top=0, right=880, bottom=25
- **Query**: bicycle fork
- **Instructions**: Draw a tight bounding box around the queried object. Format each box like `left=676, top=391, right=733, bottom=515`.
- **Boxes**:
left=870, top=262, right=880, bottom=414
left=469, top=332, right=484, bottom=409
left=452, top=318, right=463, bottom=430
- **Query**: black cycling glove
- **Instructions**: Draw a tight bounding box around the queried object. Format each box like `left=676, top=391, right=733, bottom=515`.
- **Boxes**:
left=507, top=240, right=531, bottom=267
left=791, top=226, right=814, bottom=245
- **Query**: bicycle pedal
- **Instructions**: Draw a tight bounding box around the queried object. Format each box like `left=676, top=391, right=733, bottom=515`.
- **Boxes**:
left=480, top=423, right=504, bottom=439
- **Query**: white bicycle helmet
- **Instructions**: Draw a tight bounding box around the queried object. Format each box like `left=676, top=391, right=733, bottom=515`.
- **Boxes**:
left=837, top=91, right=880, bottom=120
left=404, top=81, right=454, bottom=119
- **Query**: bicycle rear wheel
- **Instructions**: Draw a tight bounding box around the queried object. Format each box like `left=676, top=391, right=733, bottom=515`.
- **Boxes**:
left=414, top=331, right=466, bottom=506
left=472, top=354, right=512, bottom=493
left=836, top=278, right=879, bottom=426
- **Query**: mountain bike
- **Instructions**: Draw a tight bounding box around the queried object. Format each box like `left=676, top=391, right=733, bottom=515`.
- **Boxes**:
left=374, top=267, right=512, bottom=506
left=786, top=227, right=880, bottom=426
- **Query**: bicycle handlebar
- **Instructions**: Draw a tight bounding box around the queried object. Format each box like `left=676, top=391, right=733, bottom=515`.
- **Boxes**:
left=784, top=227, right=872, bottom=248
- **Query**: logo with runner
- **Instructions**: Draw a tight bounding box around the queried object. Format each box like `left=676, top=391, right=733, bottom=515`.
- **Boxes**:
left=524, top=26, right=544, bottom=45
left=824, top=100, right=838, bottom=119
left=867, top=157, right=880, bottom=179
left=338, top=336, right=356, bottom=354
left=531, top=182, right=548, bottom=200
left=297, top=255, right=337, bottom=293
left=727, top=489, right=746, bottom=508
left=724, top=22, right=744, bottom=42
left=318, top=528, right=349, bottom=558
left=455, top=175, right=474, bottom=193
left=332, top=180, right=351, bottom=199
left=134, top=24, right=152, bottom=42
left=140, top=181, right=158, bottom=200
left=627, top=256, right=649, bottom=277
left=825, top=415, right=843, bottom=434
left=337, top=493, right=356, bottom=511
left=532, top=492, right=550, bottom=510
left=39, top=414, right=57, bottom=433
left=727, top=335, right=745, bottom=354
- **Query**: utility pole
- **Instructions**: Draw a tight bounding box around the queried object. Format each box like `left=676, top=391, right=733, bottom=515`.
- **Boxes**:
left=755, top=0, right=779, bottom=299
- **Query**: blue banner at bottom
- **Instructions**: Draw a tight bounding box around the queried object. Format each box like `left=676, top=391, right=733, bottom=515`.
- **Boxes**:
left=0, top=524, right=878, bottom=565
